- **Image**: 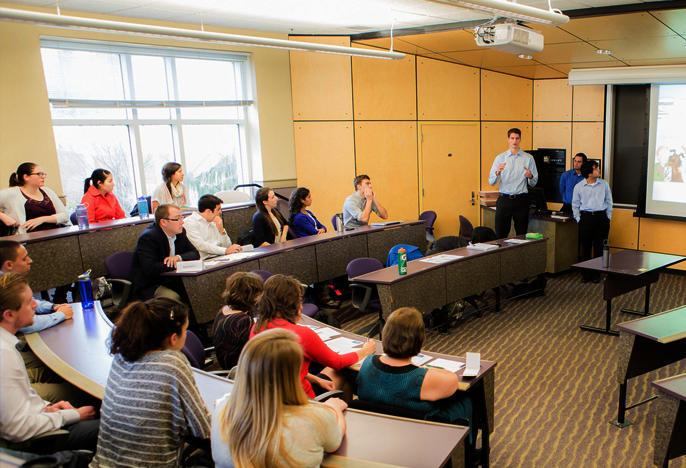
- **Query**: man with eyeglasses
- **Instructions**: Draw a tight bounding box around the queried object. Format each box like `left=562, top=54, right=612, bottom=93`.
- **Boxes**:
left=130, top=204, right=199, bottom=301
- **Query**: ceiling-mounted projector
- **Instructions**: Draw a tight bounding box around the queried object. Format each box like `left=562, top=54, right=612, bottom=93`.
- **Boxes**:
left=476, top=24, right=544, bottom=55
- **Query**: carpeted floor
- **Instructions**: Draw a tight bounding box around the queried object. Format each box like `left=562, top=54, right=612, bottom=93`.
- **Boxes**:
left=336, top=270, right=686, bottom=468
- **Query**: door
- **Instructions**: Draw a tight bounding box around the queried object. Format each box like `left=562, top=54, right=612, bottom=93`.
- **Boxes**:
left=420, top=123, right=480, bottom=240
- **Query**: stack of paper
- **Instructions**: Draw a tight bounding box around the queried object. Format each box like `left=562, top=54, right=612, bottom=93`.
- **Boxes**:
left=326, top=337, right=364, bottom=354
left=467, top=243, right=499, bottom=251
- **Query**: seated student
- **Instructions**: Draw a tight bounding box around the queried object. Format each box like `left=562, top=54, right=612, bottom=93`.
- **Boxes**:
left=151, top=162, right=187, bottom=212
left=0, top=273, right=99, bottom=451
left=212, top=328, right=347, bottom=468
left=288, top=187, right=326, bottom=238
left=212, top=271, right=263, bottom=370
left=90, top=297, right=211, bottom=468
left=356, top=307, right=472, bottom=428
left=184, top=194, right=242, bottom=259
left=80, top=168, right=126, bottom=224
left=129, top=204, right=200, bottom=301
left=252, top=187, right=288, bottom=247
left=342, top=174, right=388, bottom=230
left=250, top=275, right=376, bottom=399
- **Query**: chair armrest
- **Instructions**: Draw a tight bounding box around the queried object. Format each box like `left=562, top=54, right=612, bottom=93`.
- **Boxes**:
left=108, top=279, right=132, bottom=308
left=349, top=283, right=373, bottom=311
left=313, top=390, right=344, bottom=402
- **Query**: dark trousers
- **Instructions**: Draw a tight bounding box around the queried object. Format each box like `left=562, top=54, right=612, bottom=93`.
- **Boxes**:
left=494, top=194, right=530, bottom=239
left=560, top=203, right=573, bottom=213
left=579, top=211, right=610, bottom=280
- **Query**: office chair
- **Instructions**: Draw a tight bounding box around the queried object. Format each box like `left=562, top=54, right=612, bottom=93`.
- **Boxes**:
left=418, top=210, right=437, bottom=243
left=347, top=258, right=385, bottom=339
left=459, top=216, right=474, bottom=243
left=181, top=330, right=217, bottom=370
left=70, top=212, right=78, bottom=226
left=331, top=213, right=342, bottom=231
left=249, top=270, right=318, bottom=318
left=104, top=251, right=134, bottom=309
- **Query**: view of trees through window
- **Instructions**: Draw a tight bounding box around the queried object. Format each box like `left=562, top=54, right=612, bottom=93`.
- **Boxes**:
left=40, top=42, right=251, bottom=212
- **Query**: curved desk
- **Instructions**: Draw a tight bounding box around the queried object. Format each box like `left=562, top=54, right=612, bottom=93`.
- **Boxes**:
left=26, top=303, right=468, bottom=468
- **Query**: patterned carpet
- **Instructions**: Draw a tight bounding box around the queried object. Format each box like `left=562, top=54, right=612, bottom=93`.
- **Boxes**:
left=336, top=271, right=686, bottom=468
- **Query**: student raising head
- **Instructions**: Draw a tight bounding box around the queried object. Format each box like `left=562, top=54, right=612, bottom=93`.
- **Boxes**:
left=288, top=187, right=327, bottom=238
left=90, top=297, right=211, bottom=468
left=252, top=187, right=288, bottom=246
left=212, top=328, right=348, bottom=468
left=81, top=168, right=126, bottom=223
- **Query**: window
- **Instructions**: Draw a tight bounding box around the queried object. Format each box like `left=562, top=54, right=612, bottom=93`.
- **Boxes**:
left=40, top=39, right=252, bottom=212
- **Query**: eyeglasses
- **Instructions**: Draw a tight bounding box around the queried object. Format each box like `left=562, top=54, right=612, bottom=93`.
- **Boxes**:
left=30, top=172, right=47, bottom=178
left=163, top=217, right=183, bottom=222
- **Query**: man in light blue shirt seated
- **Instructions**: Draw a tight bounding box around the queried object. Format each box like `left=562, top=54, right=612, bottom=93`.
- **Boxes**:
left=572, top=160, right=613, bottom=283
left=342, top=174, right=389, bottom=229
left=559, top=152, right=587, bottom=213
left=488, top=128, right=538, bottom=239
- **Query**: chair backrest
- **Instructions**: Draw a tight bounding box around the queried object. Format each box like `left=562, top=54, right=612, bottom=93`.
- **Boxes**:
left=331, top=213, right=343, bottom=231
left=215, top=190, right=252, bottom=204
left=346, top=258, right=384, bottom=278
left=459, top=215, right=474, bottom=239
left=181, top=330, right=205, bottom=369
left=104, top=251, right=134, bottom=280
left=70, top=212, right=78, bottom=226
left=349, top=399, right=452, bottom=424
left=251, top=270, right=273, bottom=283
left=418, top=211, right=437, bottom=229
left=386, top=244, right=423, bottom=268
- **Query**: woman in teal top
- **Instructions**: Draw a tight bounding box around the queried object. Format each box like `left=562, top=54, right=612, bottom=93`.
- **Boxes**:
left=356, top=307, right=472, bottom=432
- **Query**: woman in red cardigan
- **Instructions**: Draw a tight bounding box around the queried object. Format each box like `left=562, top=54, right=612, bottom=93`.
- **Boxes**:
left=80, top=169, right=126, bottom=224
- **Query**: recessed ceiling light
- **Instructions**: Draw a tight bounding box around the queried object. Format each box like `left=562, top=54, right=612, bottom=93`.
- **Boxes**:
left=519, top=54, right=533, bottom=60
left=597, top=49, right=612, bottom=55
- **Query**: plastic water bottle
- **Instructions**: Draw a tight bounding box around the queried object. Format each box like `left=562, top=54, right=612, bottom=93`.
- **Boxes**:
left=75, top=204, right=89, bottom=230
left=398, top=247, right=407, bottom=276
left=602, top=239, right=610, bottom=268
left=78, top=269, right=94, bottom=309
left=138, top=196, right=149, bottom=218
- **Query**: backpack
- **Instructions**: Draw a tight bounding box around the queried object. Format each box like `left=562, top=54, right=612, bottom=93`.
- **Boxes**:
left=313, top=310, right=341, bottom=329
left=236, top=228, right=255, bottom=247
left=471, top=226, right=497, bottom=244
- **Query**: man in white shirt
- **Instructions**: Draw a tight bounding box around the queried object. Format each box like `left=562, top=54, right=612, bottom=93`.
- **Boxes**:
left=184, top=194, right=242, bottom=260
left=0, top=273, right=99, bottom=450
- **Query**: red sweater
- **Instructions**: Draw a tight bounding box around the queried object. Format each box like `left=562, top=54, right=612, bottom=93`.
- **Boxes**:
left=250, top=318, right=358, bottom=398
left=80, top=185, right=126, bottom=224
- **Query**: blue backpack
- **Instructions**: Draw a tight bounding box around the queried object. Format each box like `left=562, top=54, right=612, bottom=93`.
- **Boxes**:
left=387, top=244, right=423, bottom=267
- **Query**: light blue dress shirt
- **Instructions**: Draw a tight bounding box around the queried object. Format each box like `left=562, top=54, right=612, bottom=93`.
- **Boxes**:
left=571, top=178, right=613, bottom=223
left=19, top=311, right=66, bottom=335
left=488, top=150, right=538, bottom=195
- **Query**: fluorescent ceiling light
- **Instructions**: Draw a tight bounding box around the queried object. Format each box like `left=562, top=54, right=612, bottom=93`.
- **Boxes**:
left=0, top=7, right=405, bottom=60
left=425, top=0, right=569, bottom=26
left=568, top=65, right=686, bottom=86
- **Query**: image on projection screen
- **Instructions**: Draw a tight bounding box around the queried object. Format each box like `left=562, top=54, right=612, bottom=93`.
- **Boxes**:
left=650, top=85, right=686, bottom=210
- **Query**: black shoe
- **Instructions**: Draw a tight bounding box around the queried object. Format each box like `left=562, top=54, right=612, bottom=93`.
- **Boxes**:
left=581, top=277, right=591, bottom=284
left=592, top=277, right=601, bottom=284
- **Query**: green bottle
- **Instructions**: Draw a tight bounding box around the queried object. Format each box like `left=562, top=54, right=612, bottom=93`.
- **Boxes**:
left=398, top=247, right=407, bottom=275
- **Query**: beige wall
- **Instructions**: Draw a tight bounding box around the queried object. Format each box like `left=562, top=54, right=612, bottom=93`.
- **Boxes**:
left=0, top=5, right=296, bottom=194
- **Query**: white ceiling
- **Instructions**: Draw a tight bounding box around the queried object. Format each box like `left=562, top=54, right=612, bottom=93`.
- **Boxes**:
left=0, top=0, right=671, bottom=35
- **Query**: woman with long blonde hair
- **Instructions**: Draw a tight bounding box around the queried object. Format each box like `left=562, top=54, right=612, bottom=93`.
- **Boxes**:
left=212, top=328, right=347, bottom=468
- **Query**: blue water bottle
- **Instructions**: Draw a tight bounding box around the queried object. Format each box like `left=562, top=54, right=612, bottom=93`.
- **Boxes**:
left=75, top=204, right=89, bottom=230
left=78, top=269, right=95, bottom=309
left=138, top=196, right=149, bottom=218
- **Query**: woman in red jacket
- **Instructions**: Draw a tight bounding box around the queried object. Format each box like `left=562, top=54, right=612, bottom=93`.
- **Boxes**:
left=81, top=169, right=126, bottom=224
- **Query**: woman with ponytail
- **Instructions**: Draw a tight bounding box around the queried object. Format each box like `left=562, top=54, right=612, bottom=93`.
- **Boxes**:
left=80, top=169, right=126, bottom=224
left=288, top=187, right=326, bottom=238
left=0, top=162, right=69, bottom=234
left=151, top=162, right=187, bottom=212
left=90, top=297, right=211, bottom=468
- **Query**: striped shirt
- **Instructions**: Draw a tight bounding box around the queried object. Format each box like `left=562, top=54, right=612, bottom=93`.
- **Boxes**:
left=90, top=350, right=211, bottom=468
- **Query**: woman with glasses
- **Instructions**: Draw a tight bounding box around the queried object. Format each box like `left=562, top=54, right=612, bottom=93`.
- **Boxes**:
left=80, top=168, right=126, bottom=224
left=152, top=162, right=187, bottom=212
left=250, top=275, right=376, bottom=399
left=0, top=162, right=69, bottom=234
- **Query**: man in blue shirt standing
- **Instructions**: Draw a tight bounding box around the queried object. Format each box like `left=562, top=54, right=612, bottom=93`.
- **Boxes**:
left=572, top=161, right=613, bottom=283
left=559, top=152, right=587, bottom=213
left=488, top=128, right=538, bottom=239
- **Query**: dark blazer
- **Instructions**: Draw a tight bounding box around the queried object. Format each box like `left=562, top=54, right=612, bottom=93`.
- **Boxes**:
left=130, top=222, right=200, bottom=299
left=252, top=211, right=285, bottom=247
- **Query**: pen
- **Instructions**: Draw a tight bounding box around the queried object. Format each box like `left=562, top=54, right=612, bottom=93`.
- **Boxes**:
left=425, top=364, right=444, bottom=369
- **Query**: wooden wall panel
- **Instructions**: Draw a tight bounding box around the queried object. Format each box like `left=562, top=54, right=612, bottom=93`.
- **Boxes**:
left=533, top=79, right=572, bottom=122
left=417, top=58, right=480, bottom=121
left=572, top=122, right=604, bottom=162
left=480, top=122, right=533, bottom=193
left=480, top=71, right=533, bottom=121
left=573, top=85, right=605, bottom=121
left=290, top=37, right=353, bottom=121
left=354, top=121, right=419, bottom=222
left=532, top=123, right=572, bottom=168
left=352, top=47, right=416, bottom=120
left=608, top=208, right=639, bottom=250
left=638, top=218, right=686, bottom=271
left=293, top=122, right=355, bottom=231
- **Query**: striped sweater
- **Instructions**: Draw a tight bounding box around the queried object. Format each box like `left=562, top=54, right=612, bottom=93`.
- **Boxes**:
left=90, top=350, right=211, bottom=468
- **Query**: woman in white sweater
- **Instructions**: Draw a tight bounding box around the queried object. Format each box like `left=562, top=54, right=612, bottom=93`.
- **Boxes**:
left=0, top=162, right=69, bottom=234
